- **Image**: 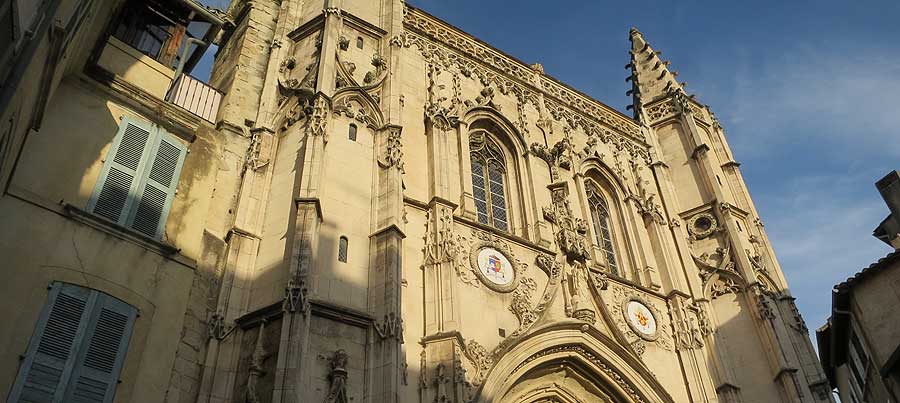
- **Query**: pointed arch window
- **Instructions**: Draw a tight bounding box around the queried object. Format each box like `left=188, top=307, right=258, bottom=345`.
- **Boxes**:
left=586, top=183, right=618, bottom=275
left=469, top=132, right=508, bottom=231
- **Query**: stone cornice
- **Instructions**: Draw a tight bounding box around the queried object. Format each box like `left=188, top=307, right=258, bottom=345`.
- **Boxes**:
left=402, top=5, right=646, bottom=147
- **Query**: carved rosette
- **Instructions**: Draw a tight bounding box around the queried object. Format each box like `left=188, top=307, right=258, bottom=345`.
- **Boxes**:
left=608, top=285, right=674, bottom=354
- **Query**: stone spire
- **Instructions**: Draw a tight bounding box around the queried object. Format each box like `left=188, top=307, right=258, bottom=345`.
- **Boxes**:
left=626, top=27, right=688, bottom=118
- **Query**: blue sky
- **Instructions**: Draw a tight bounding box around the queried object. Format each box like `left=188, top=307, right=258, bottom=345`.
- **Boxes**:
left=197, top=0, right=899, bottom=342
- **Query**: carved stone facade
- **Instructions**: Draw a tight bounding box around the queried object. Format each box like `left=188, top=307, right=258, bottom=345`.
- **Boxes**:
left=0, top=0, right=832, bottom=402
left=185, top=2, right=831, bottom=403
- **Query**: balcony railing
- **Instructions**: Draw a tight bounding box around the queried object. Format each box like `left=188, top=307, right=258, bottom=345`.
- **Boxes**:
left=165, top=73, right=221, bottom=122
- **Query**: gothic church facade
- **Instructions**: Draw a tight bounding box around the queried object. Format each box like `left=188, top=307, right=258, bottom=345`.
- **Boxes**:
left=0, top=0, right=831, bottom=402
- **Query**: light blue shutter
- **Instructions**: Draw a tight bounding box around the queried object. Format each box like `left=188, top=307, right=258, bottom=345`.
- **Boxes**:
left=87, top=118, right=154, bottom=225
left=62, top=294, right=136, bottom=403
left=126, top=131, right=186, bottom=239
left=8, top=284, right=136, bottom=403
left=7, top=284, right=94, bottom=403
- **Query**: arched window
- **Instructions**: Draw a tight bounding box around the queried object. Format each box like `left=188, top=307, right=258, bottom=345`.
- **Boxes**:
left=586, top=182, right=618, bottom=275
left=348, top=123, right=357, bottom=141
left=356, top=36, right=364, bottom=49
left=469, top=132, right=508, bottom=231
left=338, top=236, right=348, bottom=263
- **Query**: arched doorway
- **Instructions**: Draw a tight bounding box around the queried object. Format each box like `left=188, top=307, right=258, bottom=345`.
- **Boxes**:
left=478, top=323, right=673, bottom=403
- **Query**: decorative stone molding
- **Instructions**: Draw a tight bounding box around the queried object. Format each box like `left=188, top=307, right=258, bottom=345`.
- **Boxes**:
left=509, top=276, right=538, bottom=328
left=374, top=312, right=404, bottom=341
left=686, top=212, right=718, bottom=240
left=402, top=7, right=647, bottom=148
left=284, top=276, right=311, bottom=314
left=245, top=320, right=271, bottom=403
left=511, top=345, right=649, bottom=403
left=493, top=253, right=562, bottom=356
left=464, top=339, right=494, bottom=386
left=692, top=246, right=738, bottom=285
left=563, top=261, right=596, bottom=324
left=307, top=95, right=330, bottom=141
left=378, top=125, right=405, bottom=172
left=530, top=136, right=574, bottom=183
left=338, top=35, right=349, bottom=50
left=325, top=350, right=349, bottom=403
left=608, top=286, right=674, bottom=354
left=543, top=182, right=590, bottom=262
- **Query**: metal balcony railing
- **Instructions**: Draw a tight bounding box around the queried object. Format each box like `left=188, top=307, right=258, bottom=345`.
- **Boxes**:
left=165, top=73, right=221, bottom=122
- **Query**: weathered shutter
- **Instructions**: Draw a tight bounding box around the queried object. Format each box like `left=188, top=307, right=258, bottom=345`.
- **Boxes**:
left=126, top=131, right=186, bottom=238
left=62, top=293, right=136, bottom=403
left=7, top=283, right=93, bottom=403
left=88, top=118, right=153, bottom=225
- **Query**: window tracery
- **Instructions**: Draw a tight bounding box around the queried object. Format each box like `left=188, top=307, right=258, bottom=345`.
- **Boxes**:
left=469, top=132, right=509, bottom=231
left=586, top=182, right=618, bottom=275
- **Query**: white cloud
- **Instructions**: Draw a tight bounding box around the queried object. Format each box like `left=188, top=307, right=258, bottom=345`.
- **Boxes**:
left=695, top=43, right=900, bottom=160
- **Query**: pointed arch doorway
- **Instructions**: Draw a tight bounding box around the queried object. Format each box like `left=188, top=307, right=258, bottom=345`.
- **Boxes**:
left=477, top=323, right=674, bottom=403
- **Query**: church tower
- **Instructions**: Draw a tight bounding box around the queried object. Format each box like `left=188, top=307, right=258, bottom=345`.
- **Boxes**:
left=196, top=1, right=832, bottom=402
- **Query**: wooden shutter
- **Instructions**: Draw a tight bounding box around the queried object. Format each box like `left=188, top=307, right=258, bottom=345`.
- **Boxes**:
left=87, top=118, right=153, bottom=225
left=62, top=293, right=136, bottom=403
left=7, top=283, right=136, bottom=403
left=126, top=132, right=186, bottom=238
left=8, top=284, right=93, bottom=402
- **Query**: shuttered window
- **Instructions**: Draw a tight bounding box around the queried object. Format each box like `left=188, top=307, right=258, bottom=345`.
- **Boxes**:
left=87, top=117, right=186, bottom=239
left=8, top=282, right=136, bottom=403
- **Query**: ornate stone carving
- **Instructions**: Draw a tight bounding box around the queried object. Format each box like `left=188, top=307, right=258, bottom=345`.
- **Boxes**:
left=686, top=212, right=719, bottom=240
left=511, top=345, right=649, bottom=403
left=467, top=229, right=524, bottom=292
left=463, top=340, right=493, bottom=386
left=338, top=35, right=349, bottom=50
left=403, top=7, right=647, bottom=148
left=509, top=276, right=537, bottom=327
left=609, top=285, right=674, bottom=353
left=542, top=183, right=590, bottom=262
left=493, top=253, right=562, bottom=356
left=374, top=312, right=404, bottom=341
left=692, top=246, right=738, bottom=285
left=378, top=126, right=404, bottom=172
left=284, top=276, right=311, bottom=314
left=245, top=320, right=271, bottom=403
left=709, top=277, right=742, bottom=300
left=670, top=300, right=708, bottom=350
left=245, top=129, right=270, bottom=171
left=787, top=298, right=808, bottom=332
left=325, top=350, right=349, bottom=403
left=433, top=363, right=450, bottom=403
left=563, top=261, right=595, bottom=324
left=530, top=135, right=574, bottom=183
left=307, top=96, right=330, bottom=141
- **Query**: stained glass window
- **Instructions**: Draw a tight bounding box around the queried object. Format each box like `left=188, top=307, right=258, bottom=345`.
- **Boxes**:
left=587, top=182, right=618, bottom=275
left=470, top=132, right=509, bottom=231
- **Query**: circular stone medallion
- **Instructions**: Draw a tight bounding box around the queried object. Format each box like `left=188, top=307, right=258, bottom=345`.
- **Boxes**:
left=475, top=247, right=515, bottom=289
left=624, top=300, right=658, bottom=340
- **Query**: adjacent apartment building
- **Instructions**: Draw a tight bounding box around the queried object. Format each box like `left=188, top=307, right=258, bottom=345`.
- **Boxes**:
left=1, top=0, right=833, bottom=402
left=817, top=171, right=900, bottom=403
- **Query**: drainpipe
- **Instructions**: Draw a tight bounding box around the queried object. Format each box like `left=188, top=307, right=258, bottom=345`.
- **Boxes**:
left=169, top=37, right=208, bottom=95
